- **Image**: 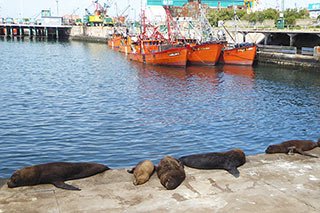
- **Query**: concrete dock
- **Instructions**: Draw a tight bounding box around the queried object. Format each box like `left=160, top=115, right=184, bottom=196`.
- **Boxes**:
left=1, top=148, right=320, bottom=213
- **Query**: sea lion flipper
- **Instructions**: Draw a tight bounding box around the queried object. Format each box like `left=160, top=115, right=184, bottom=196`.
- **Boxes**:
left=127, top=167, right=135, bottom=174
left=294, top=148, right=319, bottom=158
left=52, top=181, right=81, bottom=191
left=227, top=167, right=240, bottom=178
left=287, top=146, right=296, bottom=155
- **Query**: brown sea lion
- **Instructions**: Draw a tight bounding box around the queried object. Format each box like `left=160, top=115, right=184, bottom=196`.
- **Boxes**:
left=7, top=162, right=110, bottom=191
left=179, top=149, right=246, bottom=178
left=265, top=139, right=320, bottom=158
left=156, top=156, right=186, bottom=190
left=127, top=160, right=155, bottom=185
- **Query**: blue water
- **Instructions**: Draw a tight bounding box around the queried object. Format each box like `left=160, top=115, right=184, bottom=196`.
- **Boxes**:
left=0, top=39, right=319, bottom=178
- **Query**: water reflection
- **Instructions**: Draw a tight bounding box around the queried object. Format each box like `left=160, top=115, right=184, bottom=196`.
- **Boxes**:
left=1, top=40, right=319, bottom=178
left=132, top=62, right=254, bottom=82
left=222, top=65, right=255, bottom=78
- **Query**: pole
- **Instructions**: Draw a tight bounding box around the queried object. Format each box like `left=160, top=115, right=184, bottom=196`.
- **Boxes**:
left=56, top=0, right=59, bottom=16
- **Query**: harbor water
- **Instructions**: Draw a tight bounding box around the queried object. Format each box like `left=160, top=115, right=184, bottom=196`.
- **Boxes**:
left=0, top=40, right=319, bottom=178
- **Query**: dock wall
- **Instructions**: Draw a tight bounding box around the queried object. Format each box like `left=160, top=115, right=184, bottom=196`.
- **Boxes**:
left=257, top=51, right=320, bottom=70
left=70, top=26, right=116, bottom=43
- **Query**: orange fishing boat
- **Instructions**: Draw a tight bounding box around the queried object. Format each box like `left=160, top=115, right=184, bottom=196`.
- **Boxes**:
left=181, top=2, right=224, bottom=66
left=118, top=36, right=135, bottom=54
left=128, top=8, right=188, bottom=67
left=187, top=41, right=224, bottom=66
left=144, top=46, right=188, bottom=67
left=219, top=43, right=257, bottom=66
left=129, top=40, right=188, bottom=67
left=219, top=11, right=257, bottom=66
left=107, top=34, right=122, bottom=49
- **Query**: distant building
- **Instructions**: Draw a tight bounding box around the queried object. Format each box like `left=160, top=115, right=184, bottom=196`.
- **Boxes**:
left=38, top=9, right=63, bottom=26
left=147, top=0, right=244, bottom=8
left=145, top=0, right=248, bottom=22
left=308, top=3, right=320, bottom=18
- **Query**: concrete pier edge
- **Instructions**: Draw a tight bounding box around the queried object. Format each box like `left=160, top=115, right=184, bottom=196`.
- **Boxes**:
left=1, top=148, right=320, bottom=212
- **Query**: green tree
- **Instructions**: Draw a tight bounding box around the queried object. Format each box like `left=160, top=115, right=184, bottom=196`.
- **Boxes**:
left=208, top=9, right=234, bottom=26
left=298, top=9, right=309, bottom=19
left=207, top=8, right=310, bottom=27
left=284, top=9, right=299, bottom=27
left=262, top=8, right=279, bottom=20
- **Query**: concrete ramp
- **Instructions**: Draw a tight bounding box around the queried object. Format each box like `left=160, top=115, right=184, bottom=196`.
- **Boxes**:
left=1, top=148, right=320, bottom=212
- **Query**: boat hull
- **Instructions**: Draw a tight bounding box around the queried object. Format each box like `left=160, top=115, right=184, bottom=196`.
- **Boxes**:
left=145, top=47, right=188, bottom=67
left=187, top=42, right=223, bottom=66
left=119, top=45, right=131, bottom=54
left=129, top=52, right=144, bottom=63
left=129, top=46, right=188, bottom=67
left=220, top=45, right=257, bottom=66
left=107, top=36, right=122, bottom=49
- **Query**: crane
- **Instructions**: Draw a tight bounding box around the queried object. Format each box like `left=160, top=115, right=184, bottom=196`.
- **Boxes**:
left=84, top=1, right=114, bottom=26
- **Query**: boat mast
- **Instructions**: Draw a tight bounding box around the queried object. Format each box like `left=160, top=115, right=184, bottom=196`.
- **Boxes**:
left=233, top=6, right=238, bottom=44
left=164, top=6, right=172, bottom=44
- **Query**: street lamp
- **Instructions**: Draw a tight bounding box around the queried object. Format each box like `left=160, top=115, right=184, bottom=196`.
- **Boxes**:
left=277, top=0, right=285, bottom=29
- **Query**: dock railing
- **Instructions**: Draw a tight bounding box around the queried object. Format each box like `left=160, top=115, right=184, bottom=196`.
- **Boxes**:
left=257, top=45, right=297, bottom=54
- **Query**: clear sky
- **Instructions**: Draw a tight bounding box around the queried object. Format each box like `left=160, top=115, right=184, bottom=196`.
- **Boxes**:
left=0, top=0, right=318, bottom=18
left=0, top=0, right=142, bottom=18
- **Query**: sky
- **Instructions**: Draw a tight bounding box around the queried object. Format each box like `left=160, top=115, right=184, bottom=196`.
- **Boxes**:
left=0, top=0, right=318, bottom=19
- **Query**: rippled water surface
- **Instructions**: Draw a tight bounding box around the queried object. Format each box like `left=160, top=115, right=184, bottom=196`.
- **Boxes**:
left=0, top=40, right=319, bottom=177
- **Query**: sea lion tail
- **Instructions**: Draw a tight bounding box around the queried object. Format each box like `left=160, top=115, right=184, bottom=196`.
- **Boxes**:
left=127, top=167, right=135, bottom=174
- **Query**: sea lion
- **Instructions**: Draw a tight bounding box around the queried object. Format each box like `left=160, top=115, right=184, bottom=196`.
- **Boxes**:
left=7, top=162, right=110, bottom=191
left=127, top=160, right=155, bottom=185
left=156, top=156, right=186, bottom=190
left=265, top=139, right=320, bottom=158
left=179, top=149, right=246, bottom=178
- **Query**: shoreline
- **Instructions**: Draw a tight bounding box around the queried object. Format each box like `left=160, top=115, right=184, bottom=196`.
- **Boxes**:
left=72, top=35, right=320, bottom=71
left=1, top=149, right=319, bottom=212
left=2, top=35, right=319, bottom=71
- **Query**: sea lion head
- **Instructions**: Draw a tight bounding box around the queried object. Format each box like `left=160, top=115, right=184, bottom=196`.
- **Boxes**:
left=133, top=173, right=149, bottom=185
left=7, top=167, right=37, bottom=188
left=164, top=175, right=181, bottom=190
left=163, top=171, right=185, bottom=190
left=230, top=149, right=246, bottom=165
left=265, top=145, right=283, bottom=154
left=7, top=170, right=22, bottom=188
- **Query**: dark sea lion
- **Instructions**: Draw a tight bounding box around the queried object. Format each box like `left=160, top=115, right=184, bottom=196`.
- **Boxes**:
left=156, top=156, right=186, bottom=190
left=7, top=162, right=110, bottom=191
left=265, top=139, right=320, bottom=158
left=127, top=160, right=155, bottom=185
left=179, top=149, right=246, bottom=178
